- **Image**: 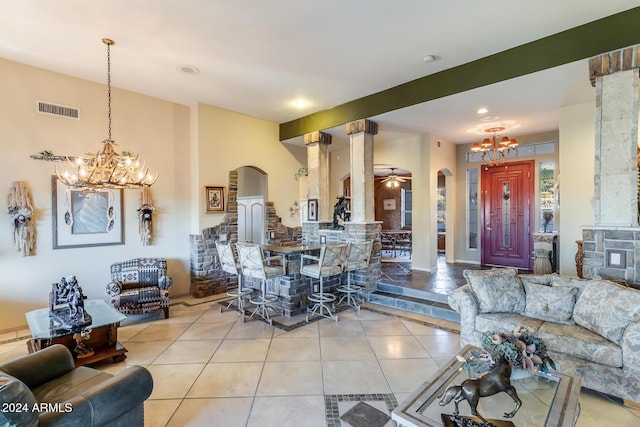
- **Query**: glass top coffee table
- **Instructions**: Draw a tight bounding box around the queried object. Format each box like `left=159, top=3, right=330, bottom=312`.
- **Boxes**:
left=392, top=345, right=581, bottom=427
left=25, top=299, right=128, bottom=367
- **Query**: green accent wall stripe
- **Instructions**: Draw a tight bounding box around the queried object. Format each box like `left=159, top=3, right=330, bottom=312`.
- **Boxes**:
left=279, top=6, right=640, bottom=141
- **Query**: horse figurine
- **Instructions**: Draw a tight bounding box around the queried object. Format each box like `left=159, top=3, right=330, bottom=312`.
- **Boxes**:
left=438, top=356, right=521, bottom=424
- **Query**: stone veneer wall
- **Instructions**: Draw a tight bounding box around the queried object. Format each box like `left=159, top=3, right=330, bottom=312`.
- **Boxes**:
left=190, top=170, right=302, bottom=298
left=302, top=221, right=382, bottom=295
left=581, top=226, right=640, bottom=286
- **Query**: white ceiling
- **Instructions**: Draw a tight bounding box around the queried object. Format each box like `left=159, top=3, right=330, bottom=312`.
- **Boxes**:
left=2, top=1, right=639, bottom=150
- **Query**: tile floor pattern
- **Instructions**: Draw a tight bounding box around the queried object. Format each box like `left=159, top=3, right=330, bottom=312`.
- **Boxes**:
left=1, top=298, right=639, bottom=427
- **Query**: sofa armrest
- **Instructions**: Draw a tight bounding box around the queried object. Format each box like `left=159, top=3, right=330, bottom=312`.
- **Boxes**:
left=39, top=366, right=153, bottom=427
left=448, top=285, right=481, bottom=346
left=106, top=281, right=122, bottom=296
left=622, top=321, right=640, bottom=377
left=0, top=345, right=74, bottom=389
left=159, top=275, right=173, bottom=290
left=39, top=366, right=152, bottom=427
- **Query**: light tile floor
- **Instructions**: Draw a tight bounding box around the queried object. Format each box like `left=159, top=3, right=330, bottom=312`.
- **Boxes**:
left=1, top=298, right=639, bottom=427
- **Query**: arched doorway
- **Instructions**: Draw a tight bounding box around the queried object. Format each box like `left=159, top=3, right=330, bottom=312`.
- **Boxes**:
left=236, top=166, right=268, bottom=243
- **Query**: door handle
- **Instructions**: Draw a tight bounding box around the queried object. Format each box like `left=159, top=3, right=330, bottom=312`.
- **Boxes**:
left=486, top=224, right=492, bottom=231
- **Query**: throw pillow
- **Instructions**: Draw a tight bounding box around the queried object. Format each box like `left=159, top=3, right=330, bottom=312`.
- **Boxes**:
left=0, top=373, right=38, bottom=427
left=522, top=281, right=578, bottom=325
left=549, top=274, right=589, bottom=300
left=464, top=268, right=525, bottom=314
left=572, top=279, right=640, bottom=345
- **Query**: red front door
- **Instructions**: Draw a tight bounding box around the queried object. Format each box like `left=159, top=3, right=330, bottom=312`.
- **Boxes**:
left=481, top=160, right=534, bottom=270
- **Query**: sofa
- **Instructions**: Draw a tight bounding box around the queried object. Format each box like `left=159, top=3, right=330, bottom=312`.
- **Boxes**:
left=0, top=344, right=153, bottom=426
left=448, top=268, right=640, bottom=404
left=106, top=258, right=173, bottom=319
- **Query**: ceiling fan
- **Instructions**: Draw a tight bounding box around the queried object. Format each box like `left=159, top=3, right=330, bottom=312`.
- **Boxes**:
left=380, top=168, right=411, bottom=187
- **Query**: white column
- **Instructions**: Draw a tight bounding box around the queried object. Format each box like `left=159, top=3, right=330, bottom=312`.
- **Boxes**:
left=589, top=46, right=640, bottom=226
left=346, top=119, right=377, bottom=222
left=304, top=131, right=332, bottom=222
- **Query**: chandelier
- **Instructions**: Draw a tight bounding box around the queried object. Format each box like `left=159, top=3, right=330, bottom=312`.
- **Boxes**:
left=33, top=38, right=157, bottom=189
left=470, top=126, right=518, bottom=167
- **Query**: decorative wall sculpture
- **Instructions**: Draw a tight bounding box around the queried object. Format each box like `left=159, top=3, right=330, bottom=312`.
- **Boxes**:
left=137, top=187, right=155, bottom=246
left=8, top=181, right=36, bottom=256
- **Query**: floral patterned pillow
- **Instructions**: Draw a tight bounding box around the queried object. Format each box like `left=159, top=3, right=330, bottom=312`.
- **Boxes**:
left=572, top=279, right=640, bottom=345
left=522, top=281, right=578, bottom=325
left=464, top=268, right=525, bottom=314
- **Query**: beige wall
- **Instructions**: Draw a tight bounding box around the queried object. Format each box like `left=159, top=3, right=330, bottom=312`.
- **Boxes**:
left=0, top=59, right=305, bottom=333
left=558, top=101, right=596, bottom=275
left=194, top=104, right=305, bottom=233
left=0, top=59, right=191, bottom=330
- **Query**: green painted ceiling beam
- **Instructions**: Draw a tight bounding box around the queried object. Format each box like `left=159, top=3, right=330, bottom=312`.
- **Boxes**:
left=279, top=6, right=640, bottom=141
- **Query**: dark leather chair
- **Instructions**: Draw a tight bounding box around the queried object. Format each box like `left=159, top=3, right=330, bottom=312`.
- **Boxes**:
left=0, top=344, right=153, bottom=427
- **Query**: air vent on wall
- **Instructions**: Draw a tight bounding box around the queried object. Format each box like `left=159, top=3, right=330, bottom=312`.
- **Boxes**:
left=36, top=100, right=80, bottom=120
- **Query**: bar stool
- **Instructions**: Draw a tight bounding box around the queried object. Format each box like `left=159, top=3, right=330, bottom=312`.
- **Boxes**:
left=216, top=241, right=252, bottom=316
left=301, top=244, right=347, bottom=322
left=235, top=242, right=284, bottom=325
left=337, top=240, right=373, bottom=311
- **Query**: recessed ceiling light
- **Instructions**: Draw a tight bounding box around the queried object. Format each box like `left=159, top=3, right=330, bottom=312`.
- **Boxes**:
left=423, top=54, right=437, bottom=63
left=179, top=65, right=200, bottom=75
left=291, top=99, right=309, bottom=109
left=477, top=107, right=488, bottom=114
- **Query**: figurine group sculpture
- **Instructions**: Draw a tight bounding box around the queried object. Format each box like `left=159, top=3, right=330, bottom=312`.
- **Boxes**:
left=439, top=357, right=521, bottom=426
left=49, top=275, right=92, bottom=331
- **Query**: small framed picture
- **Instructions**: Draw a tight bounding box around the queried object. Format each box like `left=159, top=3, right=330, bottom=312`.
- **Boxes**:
left=308, top=199, right=318, bottom=221
left=205, top=186, right=225, bottom=212
left=383, top=199, right=396, bottom=210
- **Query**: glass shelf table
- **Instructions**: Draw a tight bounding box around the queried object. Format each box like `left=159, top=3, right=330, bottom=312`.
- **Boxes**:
left=25, top=299, right=128, bottom=367
left=392, top=345, right=581, bottom=427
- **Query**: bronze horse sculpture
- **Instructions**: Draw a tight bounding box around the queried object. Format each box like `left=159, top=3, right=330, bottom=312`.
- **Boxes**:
left=439, top=357, right=522, bottom=424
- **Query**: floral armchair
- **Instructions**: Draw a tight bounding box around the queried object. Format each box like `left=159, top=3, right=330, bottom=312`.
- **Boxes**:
left=106, top=258, right=173, bottom=319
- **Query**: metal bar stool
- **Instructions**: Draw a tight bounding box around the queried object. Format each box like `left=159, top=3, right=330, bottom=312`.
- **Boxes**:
left=301, top=244, right=347, bottom=322
left=337, top=240, right=373, bottom=311
left=216, top=241, right=252, bottom=317
left=235, top=242, right=284, bottom=325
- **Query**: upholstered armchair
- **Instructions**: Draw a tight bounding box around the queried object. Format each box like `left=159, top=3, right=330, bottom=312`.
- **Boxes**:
left=0, top=344, right=153, bottom=427
left=106, top=258, right=173, bottom=319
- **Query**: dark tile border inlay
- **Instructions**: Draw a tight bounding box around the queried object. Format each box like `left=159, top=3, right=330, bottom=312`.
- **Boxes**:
left=325, top=393, right=398, bottom=427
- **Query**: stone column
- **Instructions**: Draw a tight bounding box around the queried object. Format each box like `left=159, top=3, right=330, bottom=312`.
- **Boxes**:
left=589, top=45, right=640, bottom=226
left=304, top=131, right=332, bottom=221
left=346, top=119, right=378, bottom=222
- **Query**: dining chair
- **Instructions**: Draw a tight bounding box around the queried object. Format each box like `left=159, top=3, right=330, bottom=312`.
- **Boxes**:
left=337, top=240, right=373, bottom=311
left=300, top=243, right=348, bottom=322
left=235, top=242, right=284, bottom=325
left=216, top=240, right=252, bottom=316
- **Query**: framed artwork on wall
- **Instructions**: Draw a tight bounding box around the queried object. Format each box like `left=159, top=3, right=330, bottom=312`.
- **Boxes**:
left=383, top=199, right=396, bottom=210
left=308, top=199, right=318, bottom=221
left=52, top=176, right=124, bottom=249
left=205, top=186, right=225, bottom=212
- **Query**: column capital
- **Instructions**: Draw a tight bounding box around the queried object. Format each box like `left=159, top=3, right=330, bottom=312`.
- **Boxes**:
left=346, top=119, right=378, bottom=136
left=303, top=131, right=332, bottom=145
left=589, top=45, right=640, bottom=86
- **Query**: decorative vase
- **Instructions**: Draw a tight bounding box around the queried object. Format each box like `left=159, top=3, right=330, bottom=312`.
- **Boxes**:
left=575, top=240, right=584, bottom=279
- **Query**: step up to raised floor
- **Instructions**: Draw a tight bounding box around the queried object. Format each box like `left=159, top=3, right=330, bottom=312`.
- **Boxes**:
left=368, top=283, right=460, bottom=323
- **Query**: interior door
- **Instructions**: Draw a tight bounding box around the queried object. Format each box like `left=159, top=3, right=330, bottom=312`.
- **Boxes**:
left=237, top=196, right=265, bottom=244
left=481, top=161, right=534, bottom=270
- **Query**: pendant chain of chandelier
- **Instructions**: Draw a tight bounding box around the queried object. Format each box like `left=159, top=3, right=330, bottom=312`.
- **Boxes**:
left=471, top=126, right=518, bottom=167
left=32, top=38, right=157, bottom=190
